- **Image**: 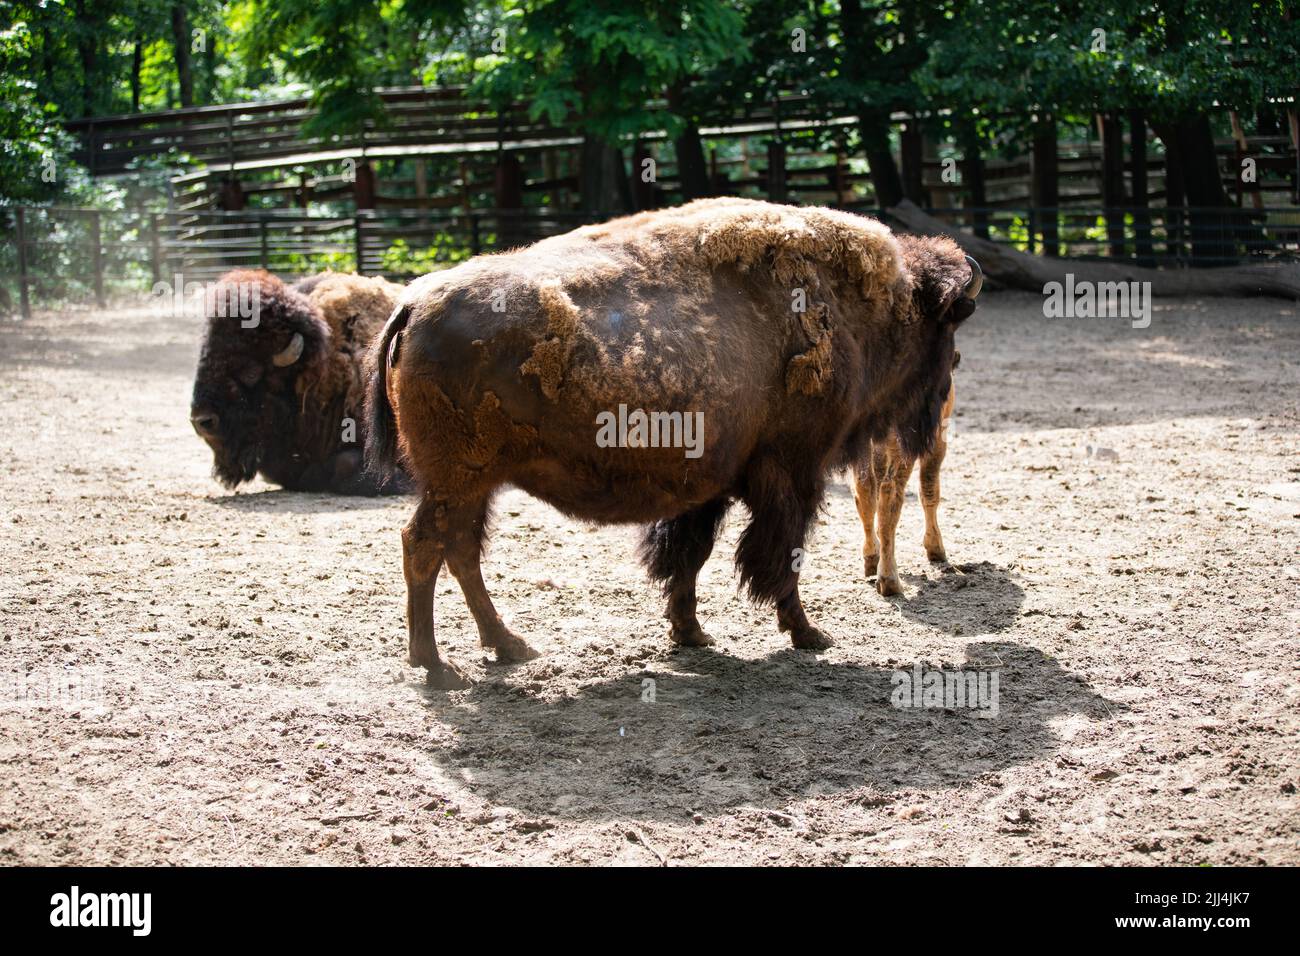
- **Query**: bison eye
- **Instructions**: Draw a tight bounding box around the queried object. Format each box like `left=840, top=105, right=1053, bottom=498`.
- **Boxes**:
left=238, top=364, right=263, bottom=388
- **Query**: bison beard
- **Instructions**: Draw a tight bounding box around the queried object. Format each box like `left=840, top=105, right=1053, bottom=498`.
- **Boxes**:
left=365, top=198, right=979, bottom=687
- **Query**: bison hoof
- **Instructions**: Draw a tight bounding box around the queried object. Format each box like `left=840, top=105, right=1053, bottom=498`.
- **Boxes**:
left=425, top=659, right=473, bottom=690
left=670, top=623, right=715, bottom=647
left=408, top=639, right=438, bottom=670
left=491, top=632, right=541, bottom=663
left=863, top=554, right=879, bottom=578
left=790, top=627, right=833, bottom=651
left=876, top=575, right=902, bottom=597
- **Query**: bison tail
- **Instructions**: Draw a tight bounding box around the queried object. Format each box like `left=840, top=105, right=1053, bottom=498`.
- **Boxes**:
left=364, top=302, right=410, bottom=482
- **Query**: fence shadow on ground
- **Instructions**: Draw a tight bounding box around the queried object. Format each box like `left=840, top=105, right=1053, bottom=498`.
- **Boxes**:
left=413, top=639, right=1120, bottom=824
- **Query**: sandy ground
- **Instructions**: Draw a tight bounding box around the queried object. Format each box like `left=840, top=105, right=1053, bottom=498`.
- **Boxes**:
left=0, top=290, right=1296, bottom=866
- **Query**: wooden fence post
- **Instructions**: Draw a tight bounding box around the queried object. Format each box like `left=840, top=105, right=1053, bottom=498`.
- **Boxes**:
left=354, top=214, right=365, bottom=275
left=1290, top=109, right=1299, bottom=204
left=469, top=213, right=481, bottom=256
left=91, top=210, right=105, bottom=307
left=15, top=207, right=30, bottom=320
left=150, top=213, right=162, bottom=285
left=259, top=217, right=269, bottom=270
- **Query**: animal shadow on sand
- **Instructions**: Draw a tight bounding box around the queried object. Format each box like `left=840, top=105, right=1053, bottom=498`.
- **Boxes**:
left=890, top=560, right=1025, bottom=635
left=207, top=488, right=408, bottom=514
left=415, top=640, right=1121, bottom=824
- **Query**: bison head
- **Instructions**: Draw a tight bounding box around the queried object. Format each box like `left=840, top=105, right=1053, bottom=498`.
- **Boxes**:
left=889, top=235, right=980, bottom=458
left=190, top=269, right=331, bottom=487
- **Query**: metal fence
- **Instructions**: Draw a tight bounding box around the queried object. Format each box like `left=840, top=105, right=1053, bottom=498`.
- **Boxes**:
left=2, top=203, right=1298, bottom=319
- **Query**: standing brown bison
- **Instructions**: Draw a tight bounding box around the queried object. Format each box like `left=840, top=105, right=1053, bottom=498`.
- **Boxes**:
left=365, top=198, right=980, bottom=687
left=191, top=269, right=406, bottom=494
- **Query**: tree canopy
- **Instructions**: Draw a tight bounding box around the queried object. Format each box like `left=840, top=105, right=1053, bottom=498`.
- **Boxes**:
left=2, top=0, right=1297, bottom=205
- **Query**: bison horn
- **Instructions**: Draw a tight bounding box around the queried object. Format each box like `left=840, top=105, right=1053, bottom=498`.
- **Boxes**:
left=272, top=332, right=304, bottom=367
left=964, top=255, right=983, bottom=299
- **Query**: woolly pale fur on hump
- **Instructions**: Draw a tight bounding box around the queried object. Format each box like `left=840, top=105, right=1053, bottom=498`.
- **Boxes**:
left=302, top=271, right=405, bottom=345
left=293, top=271, right=403, bottom=424
left=685, top=198, right=904, bottom=304
left=676, top=199, right=908, bottom=394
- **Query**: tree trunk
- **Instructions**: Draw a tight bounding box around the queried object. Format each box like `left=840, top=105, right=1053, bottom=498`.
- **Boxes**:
left=171, top=5, right=194, bottom=108
left=631, top=143, right=655, bottom=211
left=579, top=135, right=628, bottom=219
left=900, top=120, right=925, bottom=203
left=1128, top=109, right=1155, bottom=267
left=860, top=110, right=903, bottom=209
left=1155, top=114, right=1266, bottom=265
left=494, top=153, right=525, bottom=247
left=1031, top=115, right=1060, bottom=256
left=674, top=124, right=711, bottom=201
left=73, top=0, right=99, bottom=114
left=1154, top=120, right=1187, bottom=261
left=957, top=122, right=988, bottom=240
left=888, top=199, right=1300, bottom=299
left=130, top=39, right=143, bottom=112
left=1097, top=112, right=1127, bottom=258
left=766, top=140, right=788, bottom=204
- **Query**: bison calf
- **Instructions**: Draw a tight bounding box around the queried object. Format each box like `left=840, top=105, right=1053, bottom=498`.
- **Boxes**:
left=191, top=269, right=405, bottom=494
left=365, top=199, right=980, bottom=687
left=853, top=350, right=962, bottom=596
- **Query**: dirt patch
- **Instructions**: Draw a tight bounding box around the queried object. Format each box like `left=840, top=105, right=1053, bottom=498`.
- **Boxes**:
left=0, top=292, right=1296, bottom=865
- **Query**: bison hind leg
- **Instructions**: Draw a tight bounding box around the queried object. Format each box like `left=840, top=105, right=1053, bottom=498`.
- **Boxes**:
left=735, top=457, right=833, bottom=651
left=442, top=493, right=540, bottom=664
left=639, top=499, right=730, bottom=647
left=402, top=496, right=472, bottom=689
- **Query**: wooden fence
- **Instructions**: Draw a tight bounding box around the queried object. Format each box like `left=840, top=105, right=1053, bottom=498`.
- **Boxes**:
left=3, top=203, right=1298, bottom=319
left=0, top=206, right=595, bottom=318
left=64, top=87, right=833, bottom=178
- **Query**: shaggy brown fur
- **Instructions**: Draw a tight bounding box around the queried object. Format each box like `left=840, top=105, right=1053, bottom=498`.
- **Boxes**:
left=365, top=199, right=980, bottom=687
left=853, top=351, right=960, bottom=596
left=191, top=269, right=405, bottom=494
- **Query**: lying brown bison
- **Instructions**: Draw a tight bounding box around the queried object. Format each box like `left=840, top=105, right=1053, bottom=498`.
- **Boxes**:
left=191, top=269, right=406, bottom=494
left=365, top=198, right=980, bottom=687
left=853, top=349, right=963, bottom=596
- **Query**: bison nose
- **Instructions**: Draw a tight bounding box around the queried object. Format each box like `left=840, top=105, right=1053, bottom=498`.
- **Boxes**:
left=191, top=410, right=220, bottom=439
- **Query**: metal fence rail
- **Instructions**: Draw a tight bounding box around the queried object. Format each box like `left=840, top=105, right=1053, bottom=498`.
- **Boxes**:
left=2, top=203, right=1298, bottom=319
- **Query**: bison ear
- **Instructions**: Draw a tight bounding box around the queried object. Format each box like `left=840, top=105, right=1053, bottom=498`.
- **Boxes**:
left=951, top=349, right=961, bottom=370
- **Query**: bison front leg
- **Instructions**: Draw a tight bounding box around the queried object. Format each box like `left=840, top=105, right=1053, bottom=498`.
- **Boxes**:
left=736, top=457, right=832, bottom=651
left=851, top=452, right=880, bottom=579
left=402, top=496, right=471, bottom=689
left=443, top=497, right=540, bottom=664
left=872, top=442, right=914, bottom=597
left=641, top=499, right=730, bottom=648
